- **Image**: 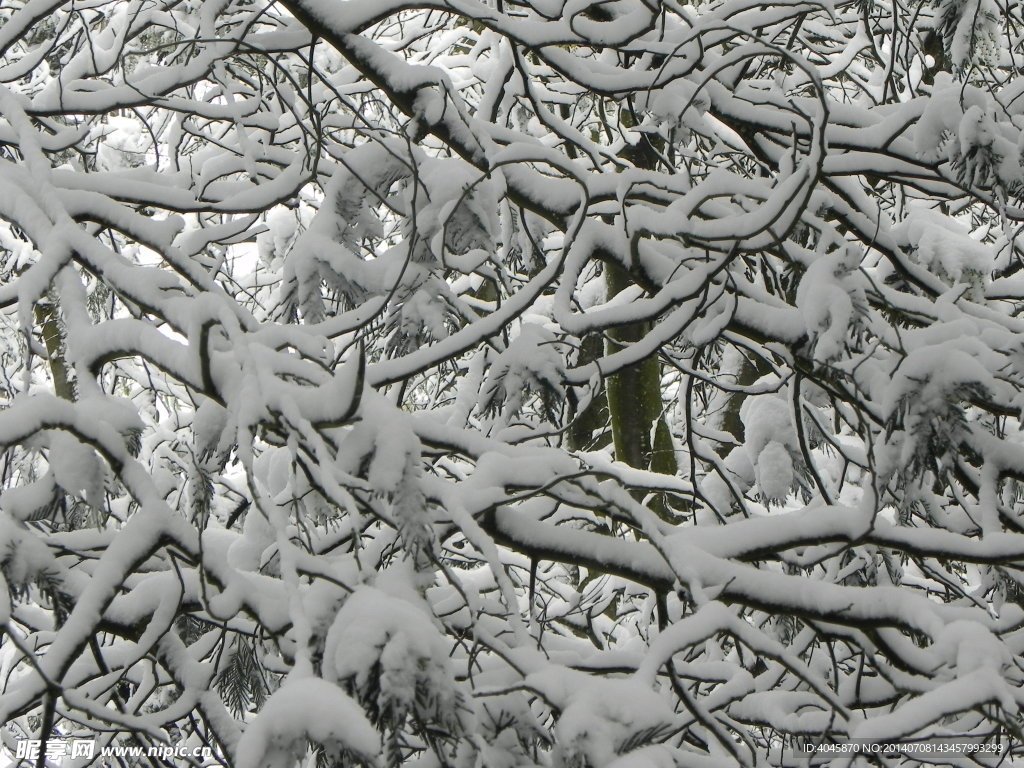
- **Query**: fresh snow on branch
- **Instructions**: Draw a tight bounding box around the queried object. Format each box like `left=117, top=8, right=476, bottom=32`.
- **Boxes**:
left=1, top=0, right=1024, bottom=766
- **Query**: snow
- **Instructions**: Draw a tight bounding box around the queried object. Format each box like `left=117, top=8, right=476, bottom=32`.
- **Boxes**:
left=323, top=582, right=449, bottom=686
left=0, top=515, right=60, bottom=593
left=2, top=1, right=1024, bottom=766
left=851, top=667, right=1017, bottom=743
left=528, top=672, right=675, bottom=768
left=640, top=79, right=711, bottom=139
left=48, top=432, right=107, bottom=509
left=947, top=0, right=1001, bottom=70
left=736, top=395, right=800, bottom=502
left=740, top=396, right=795, bottom=459
left=754, top=441, right=794, bottom=503
left=234, top=676, right=380, bottom=768
left=795, top=246, right=863, bottom=360
left=932, top=620, right=1016, bottom=677
left=480, top=321, right=565, bottom=421
left=892, top=205, right=991, bottom=292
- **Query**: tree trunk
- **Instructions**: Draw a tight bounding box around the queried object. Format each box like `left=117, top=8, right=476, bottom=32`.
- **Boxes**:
left=35, top=298, right=75, bottom=401
left=602, top=102, right=679, bottom=498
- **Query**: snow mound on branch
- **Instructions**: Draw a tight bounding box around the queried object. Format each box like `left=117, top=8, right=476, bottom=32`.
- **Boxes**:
left=637, top=79, right=710, bottom=138
left=943, top=0, right=1001, bottom=70
left=323, top=580, right=459, bottom=729
left=0, top=516, right=60, bottom=589
left=91, top=115, right=149, bottom=171
left=915, top=76, right=986, bottom=162
left=893, top=206, right=991, bottom=292
left=755, top=441, right=794, bottom=504
left=551, top=677, right=675, bottom=768
left=933, top=620, right=1014, bottom=677
left=740, top=396, right=798, bottom=505
left=480, top=322, right=566, bottom=421
left=192, top=397, right=232, bottom=467
left=334, top=395, right=422, bottom=496
left=913, top=74, right=1023, bottom=195
left=324, top=587, right=445, bottom=683
left=418, top=156, right=499, bottom=259
left=258, top=207, right=299, bottom=268
left=0, top=472, right=58, bottom=522
left=49, top=432, right=106, bottom=509
left=795, top=247, right=863, bottom=361
left=234, top=676, right=380, bottom=768
left=740, top=396, right=796, bottom=457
